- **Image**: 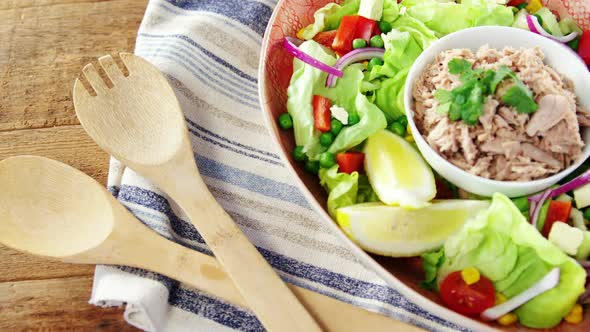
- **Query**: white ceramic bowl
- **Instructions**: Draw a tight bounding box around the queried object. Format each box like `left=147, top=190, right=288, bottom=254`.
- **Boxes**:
left=404, top=26, right=590, bottom=197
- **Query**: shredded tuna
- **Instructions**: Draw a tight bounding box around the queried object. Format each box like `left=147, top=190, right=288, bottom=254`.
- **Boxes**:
left=412, top=46, right=588, bottom=181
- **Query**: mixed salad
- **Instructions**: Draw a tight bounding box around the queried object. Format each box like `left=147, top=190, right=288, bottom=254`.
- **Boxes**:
left=277, top=0, right=590, bottom=329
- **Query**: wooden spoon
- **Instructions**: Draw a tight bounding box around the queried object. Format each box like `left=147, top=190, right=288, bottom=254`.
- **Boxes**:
left=72, top=53, right=320, bottom=332
left=0, top=155, right=422, bottom=332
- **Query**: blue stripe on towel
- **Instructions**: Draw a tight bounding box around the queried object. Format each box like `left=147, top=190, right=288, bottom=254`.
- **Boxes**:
left=195, top=155, right=310, bottom=208
left=114, top=185, right=462, bottom=331
left=171, top=288, right=263, bottom=331
left=164, top=0, right=272, bottom=36
left=136, top=41, right=258, bottom=94
left=185, top=117, right=281, bottom=159
left=138, top=33, right=257, bottom=83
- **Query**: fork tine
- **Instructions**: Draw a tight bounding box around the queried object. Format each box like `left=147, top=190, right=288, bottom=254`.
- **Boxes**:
left=98, top=55, right=125, bottom=82
left=82, top=63, right=108, bottom=93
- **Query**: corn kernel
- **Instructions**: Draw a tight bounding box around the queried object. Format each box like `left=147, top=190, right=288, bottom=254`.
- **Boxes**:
left=525, top=0, right=543, bottom=14
left=405, top=135, right=414, bottom=143
left=564, top=304, right=583, bottom=324
left=495, top=293, right=507, bottom=305
left=406, top=124, right=413, bottom=136
left=461, top=267, right=480, bottom=285
left=497, top=313, right=518, bottom=326
left=296, top=28, right=306, bottom=40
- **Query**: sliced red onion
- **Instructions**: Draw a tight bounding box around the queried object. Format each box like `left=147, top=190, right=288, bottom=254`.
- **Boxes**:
left=528, top=170, right=590, bottom=227
left=283, top=37, right=343, bottom=77
left=526, top=15, right=579, bottom=43
left=481, top=268, right=560, bottom=321
left=325, top=48, right=385, bottom=87
left=578, top=260, right=590, bottom=269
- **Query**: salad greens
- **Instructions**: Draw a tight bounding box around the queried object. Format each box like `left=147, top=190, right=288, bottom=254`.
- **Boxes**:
left=402, top=0, right=514, bottom=36
left=283, top=0, right=589, bottom=327
left=434, top=193, right=585, bottom=328
left=287, top=41, right=336, bottom=160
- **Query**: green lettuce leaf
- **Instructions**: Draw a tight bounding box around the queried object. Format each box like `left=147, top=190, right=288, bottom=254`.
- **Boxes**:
left=368, top=29, right=424, bottom=120
left=328, top=93, right=387, bottom=154
left=324, top=0, right=361, bottom=31
left=319, top=165, right=359, bottom=217
left=316, top=64, right=387, bottom=154
left=298, top=3, right=343, bottom=40
left=286, top=41, right=336, bottom=160
left=401, top=0, right=514, bottom=36
left=437, top=193, right=586, bottom=328
left=421, top=247, right=445, bottom=291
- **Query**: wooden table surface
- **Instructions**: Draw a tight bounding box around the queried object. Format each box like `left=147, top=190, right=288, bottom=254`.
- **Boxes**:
left=0, top=1, right=147, bottom=330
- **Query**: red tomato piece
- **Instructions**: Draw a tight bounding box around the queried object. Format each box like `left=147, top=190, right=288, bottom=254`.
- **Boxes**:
left=578, top=30, right=590, bottom=65
left=336, top=152, right=365, bottom=174
left=313, top=30, right=337, bottom=49
left=312, top=95, right=331, bottom=132
left=541, top=200, right=572, bottom=237
left=440, top=271, right=496, bottom=316
left=354, top=16, right=378, bottom=43
left=507, top=0, right=527, bottom=6
left=332, top=15, right=359, bottom=54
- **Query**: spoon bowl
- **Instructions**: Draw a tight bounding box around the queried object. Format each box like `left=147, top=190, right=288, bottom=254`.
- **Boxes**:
left=0, top=155, right=113, bottom=258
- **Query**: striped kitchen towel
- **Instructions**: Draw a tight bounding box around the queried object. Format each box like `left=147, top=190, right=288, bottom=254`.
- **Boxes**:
left=89, top=1, right=465, bottom=331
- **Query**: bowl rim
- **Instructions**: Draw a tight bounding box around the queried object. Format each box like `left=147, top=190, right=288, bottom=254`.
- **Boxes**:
left=403, top=26, right=590, bottom=190
left=258, top=2, right=496, bottom=331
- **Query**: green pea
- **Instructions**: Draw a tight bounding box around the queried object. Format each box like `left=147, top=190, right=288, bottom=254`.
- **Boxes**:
left=330, top=119, right=343, bottom=136
left=584, top=208, right=590, bottom=222
left=319, top=152, right=336, bottom=168
left=389, top=122, right=406, bottom=136
left=352, top=38, right=367, bottom=49
left=292, top=146, right=307, bottom=162
left=369, top=35, right=384, bottom=48
left=397, top=115, right=408, bottom=128
left=319, top=132, right=334, bottom=147
left=367, top=57, right=384, bottom=71
left=278, top=113, right=293, bottom=130
left=378, top=21, right=392, bottom=34
left=348, top=113, right=360, bottom=125
left=304, top=160, right=320, bottom=174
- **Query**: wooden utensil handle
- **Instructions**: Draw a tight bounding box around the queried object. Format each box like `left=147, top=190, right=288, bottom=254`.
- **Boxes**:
left=176, top=189, right=322, bottom=332
left=125, top=231, right=423, bottom=332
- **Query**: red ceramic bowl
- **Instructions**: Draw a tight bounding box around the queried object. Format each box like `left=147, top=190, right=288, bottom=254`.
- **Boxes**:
left=258, top=1, right=590, bottom=331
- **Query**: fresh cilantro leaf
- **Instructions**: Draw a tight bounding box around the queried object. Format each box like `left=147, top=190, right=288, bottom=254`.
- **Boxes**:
left=449, top=103, right=462, bottom=121
left=502, top=85, right=538, bottom=114
left=480, top=69, right=496, bottom=94
left=436, top=102, right=451, bottom=114
left=448, top=58, right=472, bottom=75
left=434, top=89, right=453, bottom=103
left=461, top=83, right=484, bottom=126
left=489, top=65, right=513, bottom=93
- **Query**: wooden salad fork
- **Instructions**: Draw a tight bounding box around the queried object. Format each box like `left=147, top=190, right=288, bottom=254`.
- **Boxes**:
left=72, top=53, right=322, bottom=332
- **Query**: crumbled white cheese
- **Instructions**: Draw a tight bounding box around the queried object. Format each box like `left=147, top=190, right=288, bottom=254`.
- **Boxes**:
left=330, top=105, right=349, bottom=125
left=548, top=222, right=584, bottom=256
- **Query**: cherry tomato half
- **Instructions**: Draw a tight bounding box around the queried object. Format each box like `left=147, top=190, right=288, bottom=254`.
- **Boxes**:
left=440, top=271, right=496, bottom=316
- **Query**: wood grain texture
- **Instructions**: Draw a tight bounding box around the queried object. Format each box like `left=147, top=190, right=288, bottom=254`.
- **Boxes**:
left=0, top=125, right=109, bottom=184
left=0, top=0, right=146, bottom=330
left=0, top=0, right=146, bottom=131
left=0, top=276, right=137, bottom=331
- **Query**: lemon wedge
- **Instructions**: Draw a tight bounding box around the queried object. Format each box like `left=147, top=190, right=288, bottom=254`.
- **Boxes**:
left=336, top=200, right=490, bottom=256
left=364, top=129, right=435, bottom=208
